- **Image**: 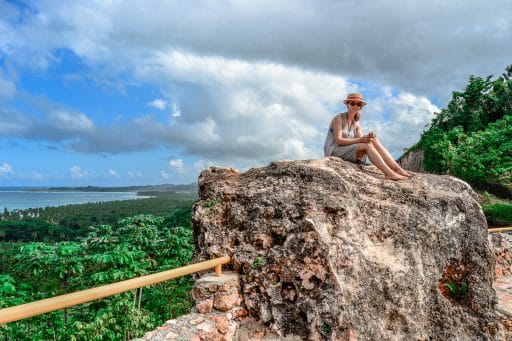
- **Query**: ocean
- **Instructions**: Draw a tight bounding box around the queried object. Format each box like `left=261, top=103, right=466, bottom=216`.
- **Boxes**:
left=0, top=189, right=143, bottom=211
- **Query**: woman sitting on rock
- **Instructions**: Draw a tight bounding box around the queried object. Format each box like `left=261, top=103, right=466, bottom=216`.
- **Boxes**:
left=324, top=93, right=412, bottom=181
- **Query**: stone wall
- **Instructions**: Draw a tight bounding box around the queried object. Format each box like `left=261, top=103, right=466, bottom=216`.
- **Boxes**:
left=490, top=233, right=512, bottom=277
left=138, top=272, right=245, bottom=340
left=137, top=272, right=285, bottom=340
left=489, top=234, right=512, bottom=336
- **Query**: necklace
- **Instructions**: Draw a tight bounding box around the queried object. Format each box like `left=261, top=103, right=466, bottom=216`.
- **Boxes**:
left=344, top=113, right=354, bottom=133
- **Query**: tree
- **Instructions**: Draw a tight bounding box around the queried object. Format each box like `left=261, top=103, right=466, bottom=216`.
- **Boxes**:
left=417, top=64, right=512, bottom=198
left=1, top=213, right=195, bottom=340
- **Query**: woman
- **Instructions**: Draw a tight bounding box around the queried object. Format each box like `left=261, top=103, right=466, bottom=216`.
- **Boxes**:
left=324, top=93, right=412, bottom=181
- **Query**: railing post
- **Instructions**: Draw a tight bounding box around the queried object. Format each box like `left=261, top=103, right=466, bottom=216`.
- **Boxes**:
left=139, top=287, right=143, bottom=310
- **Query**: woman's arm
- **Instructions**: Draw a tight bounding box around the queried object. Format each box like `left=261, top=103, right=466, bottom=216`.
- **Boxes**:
left=355, top=122, right=363, bottom=138
left=333, top=117, right=368, bottom=145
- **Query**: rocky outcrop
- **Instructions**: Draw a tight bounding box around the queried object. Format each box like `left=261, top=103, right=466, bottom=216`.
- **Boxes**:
left=489, top=234, right=512, bottom=335
left=490, top=233, right=512, bottom=277
left=138, top=272, right=246, bottom=340
left=192, top=157, right=500, bottom=339
left=398, top=148, right=424, bottom=172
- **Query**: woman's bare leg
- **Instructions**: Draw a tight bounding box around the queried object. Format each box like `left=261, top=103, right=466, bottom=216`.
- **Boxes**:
left=357, top=143, right=406, bottom=180
left=371, top=139, right=412, bottom=177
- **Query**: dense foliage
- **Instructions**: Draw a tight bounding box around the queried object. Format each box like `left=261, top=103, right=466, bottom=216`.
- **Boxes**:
left=0, top=214, right=195, bottom=340
left=410, top=65, right=512, bottom=198
left=0, top=219, right=77, bottom=242
left=483, top=203, right=512, bottom=227
left=422, top=116, right=512, bottom=186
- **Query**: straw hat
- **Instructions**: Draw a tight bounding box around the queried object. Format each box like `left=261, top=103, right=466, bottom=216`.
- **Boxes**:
left=342, top=93, right=367, bottom=106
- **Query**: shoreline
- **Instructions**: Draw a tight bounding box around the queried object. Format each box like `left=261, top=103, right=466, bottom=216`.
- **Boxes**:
left=0, top=191, right=150, bottom=212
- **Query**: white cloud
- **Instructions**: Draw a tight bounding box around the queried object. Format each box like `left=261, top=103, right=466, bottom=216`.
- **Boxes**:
left=133, top=50, right=350, bottom=161
left=4, top=1, right=511, bottom=102
left=0, top=109, right=31, bottom=136
left=48, top=110, right=94, bottom=132
left=70, top=166, right=90, bottom=178
left=171, top=103, right=181, bottom=118
left=363, top=92, right=439, bottom=156
left=30, top=171, right=43, bottom=181
left=160, top=170, right=170, bottom=180
left=1, top=100, right=96, bottom=142
left=2, top=47, right=439, bottom=161
left=0, top=163, right=13, bottom=176
left=136, top=49, right=437, bottom=159
left=169, top=158, right=185, bottom=174
left=193, top=159, right=214, bottom=173
left=109, top=169, right=119, bottom=177
left=1, top=0, right=508, bottom=173
left=147, top=99, right=167, bottom=110
left=169, top=159, right=184, bottom=169
left=128, top=171, right=143, bottom=178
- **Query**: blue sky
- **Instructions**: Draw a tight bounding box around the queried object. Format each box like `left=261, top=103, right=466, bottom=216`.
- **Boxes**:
left=0, top=0, right=510, bottom=186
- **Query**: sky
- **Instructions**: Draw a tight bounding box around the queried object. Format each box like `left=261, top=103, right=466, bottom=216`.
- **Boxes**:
left=0, top=0, right=511, bottom=187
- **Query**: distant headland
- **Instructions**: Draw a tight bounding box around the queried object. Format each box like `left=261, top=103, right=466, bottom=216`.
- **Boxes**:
left=21, top=183, right=197, bottom=193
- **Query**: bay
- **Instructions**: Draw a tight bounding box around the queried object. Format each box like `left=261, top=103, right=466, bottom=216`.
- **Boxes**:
left=0, top=190, right=144, bottom=211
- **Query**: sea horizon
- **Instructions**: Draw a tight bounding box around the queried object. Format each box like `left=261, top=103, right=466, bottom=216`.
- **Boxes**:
left=0, top=183, right=195, bottom=191
left=0, top=190, right=147, bottom=211
left=0, top=186, right=132, bottom=192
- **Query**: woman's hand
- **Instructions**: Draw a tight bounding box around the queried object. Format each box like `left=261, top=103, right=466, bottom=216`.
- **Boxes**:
left=358, top=132, right=377, bottom=143
left=358, top=136, right=373, bottom=143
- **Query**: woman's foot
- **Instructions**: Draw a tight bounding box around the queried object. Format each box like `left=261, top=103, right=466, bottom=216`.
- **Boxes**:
left=385, top=173, right=408, bottom=181
left=394, top=167, right=413, bottom=178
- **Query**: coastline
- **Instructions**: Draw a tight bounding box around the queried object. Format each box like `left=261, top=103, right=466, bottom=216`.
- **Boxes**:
left=0, top=191, right=147, bottom=211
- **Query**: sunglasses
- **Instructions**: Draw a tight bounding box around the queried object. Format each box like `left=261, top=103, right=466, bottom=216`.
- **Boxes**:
left=348, top=101, right=363, bottom=108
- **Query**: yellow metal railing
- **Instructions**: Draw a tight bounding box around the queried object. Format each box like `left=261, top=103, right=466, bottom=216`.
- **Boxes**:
left=488, top=226, right=512, bottom=233
left=0, top=255, right=230, bottom=324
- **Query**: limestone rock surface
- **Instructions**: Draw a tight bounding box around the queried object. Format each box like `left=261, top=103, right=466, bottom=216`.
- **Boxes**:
left=192, top=157, right=499, bottom=340
left=398, top=148, right=424, bottom=173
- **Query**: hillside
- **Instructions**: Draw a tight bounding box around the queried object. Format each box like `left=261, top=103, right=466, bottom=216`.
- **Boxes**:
left=399, top=65, right=512, bottom=226
left=400, top=65, right=511, bottom=195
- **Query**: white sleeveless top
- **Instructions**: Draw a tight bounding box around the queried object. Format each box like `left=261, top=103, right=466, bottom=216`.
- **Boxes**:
left=323, top=113, right=360, bottom=163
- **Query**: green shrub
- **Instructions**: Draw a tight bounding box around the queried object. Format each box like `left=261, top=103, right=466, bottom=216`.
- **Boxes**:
left=484, top=203, right=512, bottom=226
left=252, top=256, right=266, bottom=268
left=444, top=280, right=469, bottom=299
left=450, top=116, right=512, bottom=185
left=0, top=214, right=195, bottom=340
left=414, top=65, right=512, bottom=199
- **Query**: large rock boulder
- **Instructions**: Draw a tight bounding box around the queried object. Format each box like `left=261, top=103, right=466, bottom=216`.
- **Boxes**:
left=192, top=158, right=499, bottom=340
